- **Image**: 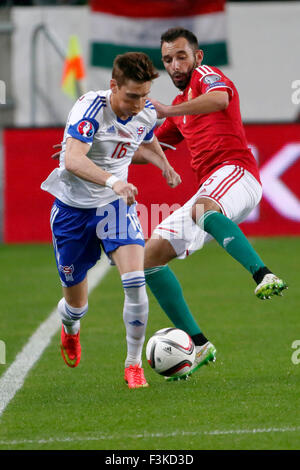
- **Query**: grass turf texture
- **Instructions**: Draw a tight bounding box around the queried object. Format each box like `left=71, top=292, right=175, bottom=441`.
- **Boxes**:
left=0, top=238, right=299, bottom=450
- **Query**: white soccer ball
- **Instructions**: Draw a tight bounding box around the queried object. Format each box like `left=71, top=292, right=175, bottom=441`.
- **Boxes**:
left=146, top=328, right=196, bottom=378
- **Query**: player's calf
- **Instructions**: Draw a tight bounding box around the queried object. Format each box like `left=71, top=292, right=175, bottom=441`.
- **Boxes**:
left=122, top=271, right=149, bottom=386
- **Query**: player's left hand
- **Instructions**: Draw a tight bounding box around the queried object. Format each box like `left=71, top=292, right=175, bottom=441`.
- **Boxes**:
left=149, top=98, right=170, bottom=119
left=51, top=143, right=62, bottom=159
left=162, top=165, right=182, bottom=188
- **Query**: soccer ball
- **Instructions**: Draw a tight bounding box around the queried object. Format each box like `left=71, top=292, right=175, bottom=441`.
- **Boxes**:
left=146, top=328, right=196, bottom=378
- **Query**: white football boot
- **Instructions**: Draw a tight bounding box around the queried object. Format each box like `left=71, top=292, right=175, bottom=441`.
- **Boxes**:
left=255, top=274, right=287, bottom=300
left=165, top=342, right=217, bottom=381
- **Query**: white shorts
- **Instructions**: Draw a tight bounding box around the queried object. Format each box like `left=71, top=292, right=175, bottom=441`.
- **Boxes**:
left=152, top=165, right=262, bottom=259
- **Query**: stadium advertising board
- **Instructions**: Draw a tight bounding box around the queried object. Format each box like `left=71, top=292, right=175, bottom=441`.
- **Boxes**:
left=3, top=124, right=300, bottom=242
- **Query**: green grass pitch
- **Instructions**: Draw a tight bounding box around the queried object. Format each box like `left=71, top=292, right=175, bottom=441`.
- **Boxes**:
left=0, top=238, right=299, bottom=450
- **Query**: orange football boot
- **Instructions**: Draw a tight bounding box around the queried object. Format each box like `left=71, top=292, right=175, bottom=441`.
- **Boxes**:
left=60, top=325, right=81, bottom=368
left=124, top=364, right=149, bottom=389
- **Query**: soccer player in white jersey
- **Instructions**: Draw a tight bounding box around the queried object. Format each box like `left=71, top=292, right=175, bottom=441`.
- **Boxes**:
left=41, top=52, right=181, bottom=389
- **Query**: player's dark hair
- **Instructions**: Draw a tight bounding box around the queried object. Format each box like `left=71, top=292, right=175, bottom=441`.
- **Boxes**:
left=112, top=52, right=159, bottom=86
left=161, top=27, right=199, bottom=50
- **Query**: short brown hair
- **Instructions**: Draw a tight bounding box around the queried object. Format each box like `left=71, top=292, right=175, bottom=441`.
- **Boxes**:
left=161, top=27, right=198, bottom=51
left=112, top=52, right=159, bottom=87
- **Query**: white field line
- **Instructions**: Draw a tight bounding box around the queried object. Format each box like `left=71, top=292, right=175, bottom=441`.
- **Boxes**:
left=0, top=257, right=111, bottom=418
left=0, top=426, right=300, bottom=447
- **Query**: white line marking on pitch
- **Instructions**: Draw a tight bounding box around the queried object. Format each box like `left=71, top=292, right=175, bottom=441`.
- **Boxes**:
left=0, top=257, right=111, bottom=418
left=0, top=426, right=300, bottom=447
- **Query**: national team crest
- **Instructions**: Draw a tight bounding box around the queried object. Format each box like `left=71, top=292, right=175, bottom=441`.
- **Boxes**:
left=59, top=264, right=74, bottom=282
left=77, top=120, right=95, bottom=138
left=137, top=126, right=146, bottom=140
left=137, top=126, right=145, bottom=135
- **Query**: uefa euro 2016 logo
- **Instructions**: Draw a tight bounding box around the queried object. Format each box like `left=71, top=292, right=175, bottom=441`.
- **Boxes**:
left=78, top=120, right=94, bottom=138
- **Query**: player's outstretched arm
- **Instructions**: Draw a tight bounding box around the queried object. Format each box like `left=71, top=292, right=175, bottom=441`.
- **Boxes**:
left=65, top=137, right=137, bottom=205
left=150, top=91, right=229, bottom=118
left=133, top=136, right=181, bottom=188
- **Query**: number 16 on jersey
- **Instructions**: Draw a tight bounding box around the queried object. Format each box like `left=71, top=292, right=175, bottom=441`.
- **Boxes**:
left=111, top=142, right=131, bottom=159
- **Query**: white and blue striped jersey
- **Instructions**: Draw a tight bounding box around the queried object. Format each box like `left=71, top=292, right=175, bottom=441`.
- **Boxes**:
left=41, top=89, right=157, bottom=208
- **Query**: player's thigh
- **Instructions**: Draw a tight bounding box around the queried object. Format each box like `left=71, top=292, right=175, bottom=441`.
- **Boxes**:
left=51, top=200, right=101, bottom=289
left=220, top=168, right=262, bottom=221
left=97, top=199, right=145, bottom=260
left=111, top=244, right=145, bottom=275
left=151, top=199, right=203, bottom=259
left=195, top=165, right=262, bottom=221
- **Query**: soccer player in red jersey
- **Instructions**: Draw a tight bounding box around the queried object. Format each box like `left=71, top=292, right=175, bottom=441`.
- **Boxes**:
left=142, top=28, right=287, bottom=379
left=45, top=52, right=181, bottom=388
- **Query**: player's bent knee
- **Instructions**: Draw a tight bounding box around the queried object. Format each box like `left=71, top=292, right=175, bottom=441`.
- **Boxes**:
left=144, top=237, right=176, bottom=268
left=191, top=197, right=221, bottom=223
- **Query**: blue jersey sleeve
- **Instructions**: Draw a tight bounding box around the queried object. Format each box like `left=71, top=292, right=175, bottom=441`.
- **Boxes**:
left=67, top=118, right=99, bottom=144
left=65, top=91, right=105, bottom=145
left=143, top=125, right=155, bottom=143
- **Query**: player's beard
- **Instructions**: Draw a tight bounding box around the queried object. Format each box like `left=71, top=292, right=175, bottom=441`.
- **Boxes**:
left=170, top=58, right=197, bottom=91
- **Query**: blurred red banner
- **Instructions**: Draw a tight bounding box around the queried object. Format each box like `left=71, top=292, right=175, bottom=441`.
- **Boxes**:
left=3, top=123, right=300, bottom=243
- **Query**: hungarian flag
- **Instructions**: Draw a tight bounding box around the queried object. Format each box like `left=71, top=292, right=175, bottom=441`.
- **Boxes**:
left=90, top=0, right=228, bottom=70
left=61, top=35, right=86, bottom=99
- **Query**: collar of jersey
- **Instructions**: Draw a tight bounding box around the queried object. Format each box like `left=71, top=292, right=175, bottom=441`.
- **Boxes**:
left=116, top=116, right=133, bottom=125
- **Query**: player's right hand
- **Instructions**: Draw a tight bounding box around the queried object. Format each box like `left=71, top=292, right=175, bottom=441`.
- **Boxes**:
left=112, top=181, right=138, bottom=206
left=148, top=98, right=170, bottom=119
left=51, top=143, right=62, bottom=160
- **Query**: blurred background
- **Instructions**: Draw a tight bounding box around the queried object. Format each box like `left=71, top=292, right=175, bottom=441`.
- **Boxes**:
left=0, top=0, right=300, bottom=242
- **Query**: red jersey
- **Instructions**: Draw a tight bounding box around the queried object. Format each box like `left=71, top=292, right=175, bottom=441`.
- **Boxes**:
left=155, top=64, right=260, bottom=187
